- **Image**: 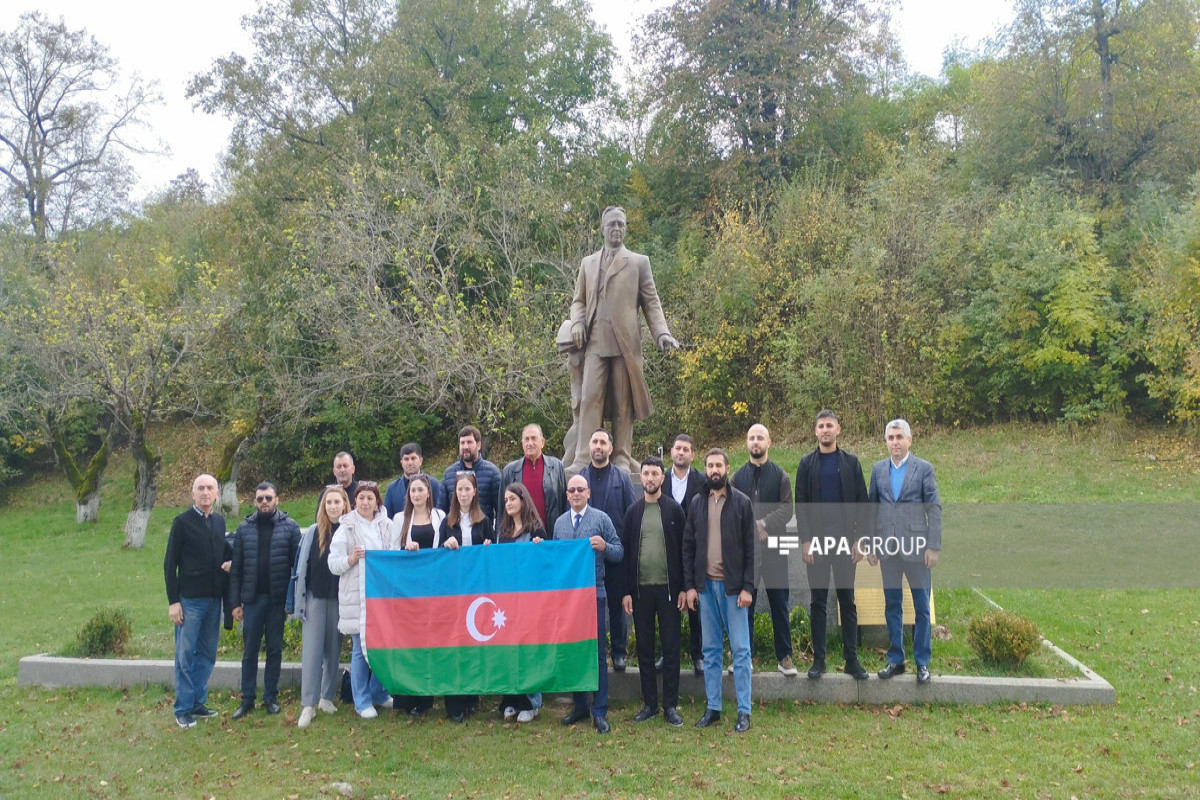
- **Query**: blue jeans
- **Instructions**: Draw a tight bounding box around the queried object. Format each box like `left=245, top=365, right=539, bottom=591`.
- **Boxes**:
left=573, top=597, right=609, bottom=719
left=698, top=578, right=752, bottom=714
left=240, top=595, right=286, bottom=705
left=880, top=558, right=932, bottom=667
left=350, top=634, right=390, bottom=713
left=173, top=596, right=221, bottom=716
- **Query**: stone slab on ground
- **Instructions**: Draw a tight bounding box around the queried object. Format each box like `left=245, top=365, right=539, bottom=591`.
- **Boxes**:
left=18, top=656, right=1114, bottom=706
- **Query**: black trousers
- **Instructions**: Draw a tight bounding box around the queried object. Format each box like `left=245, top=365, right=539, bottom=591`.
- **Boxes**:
left=807, top=553, right=860, bottom=665
left=632, top=583, right=681, bottom=709
left=604, top=570, right=629, bottom=658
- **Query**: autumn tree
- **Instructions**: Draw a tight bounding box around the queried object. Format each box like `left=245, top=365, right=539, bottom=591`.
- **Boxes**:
left=0, top=13, right=158, bottom=241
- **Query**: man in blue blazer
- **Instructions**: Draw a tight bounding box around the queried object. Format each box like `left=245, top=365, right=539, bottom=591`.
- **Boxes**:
left=578, top=428, right=636, bottom=671
left=865, top=419, right=942, bottom=684
left=554, top=474, right=624, bottom=734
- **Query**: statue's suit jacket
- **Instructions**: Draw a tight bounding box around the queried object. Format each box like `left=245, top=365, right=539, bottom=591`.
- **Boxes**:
left=569, top=246, right=670, bottom=421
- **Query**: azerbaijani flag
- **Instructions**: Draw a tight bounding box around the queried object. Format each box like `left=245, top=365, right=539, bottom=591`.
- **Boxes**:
left=362, top=539, right=599, bottom=695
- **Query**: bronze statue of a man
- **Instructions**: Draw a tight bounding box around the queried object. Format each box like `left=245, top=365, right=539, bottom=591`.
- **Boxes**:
left=563, top=206, right=678, bottom=473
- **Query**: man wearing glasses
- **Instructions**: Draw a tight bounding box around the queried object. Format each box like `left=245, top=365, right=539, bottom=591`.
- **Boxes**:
left=229, top=482, right=302, bottom=719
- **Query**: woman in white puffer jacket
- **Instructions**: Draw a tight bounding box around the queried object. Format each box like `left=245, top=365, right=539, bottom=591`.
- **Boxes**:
left=329, top=482, right=396, bottom=718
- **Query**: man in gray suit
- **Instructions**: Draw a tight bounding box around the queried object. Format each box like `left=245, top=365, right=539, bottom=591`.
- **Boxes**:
left=499, top=423, right=567, bottom=530
left=865, top=418, right=942, bottom=684
left=567, top=206, right=678, bottom=472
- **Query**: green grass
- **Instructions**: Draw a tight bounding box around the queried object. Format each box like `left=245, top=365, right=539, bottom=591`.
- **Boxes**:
left=2, top=423, right=1200, bottom=797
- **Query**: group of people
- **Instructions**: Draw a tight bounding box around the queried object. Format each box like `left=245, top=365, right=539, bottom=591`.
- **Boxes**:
left=164, top=414, right=942, bottom=735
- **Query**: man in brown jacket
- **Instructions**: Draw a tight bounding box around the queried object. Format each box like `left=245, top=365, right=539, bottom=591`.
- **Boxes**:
left=567, top=206, right=678, bottom=472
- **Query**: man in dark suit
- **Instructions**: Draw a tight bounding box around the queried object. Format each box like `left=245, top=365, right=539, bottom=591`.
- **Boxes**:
left=620, top=456, right=686, bottom=726
left=579, top=428, right=636, bottom=670
left=499, top=423, right=567, bottom=530
left=668, top=433, right=706, bottom=672
left=866, top=418, right=942, bottom=684
left=796, top=410, right=870, bottom=680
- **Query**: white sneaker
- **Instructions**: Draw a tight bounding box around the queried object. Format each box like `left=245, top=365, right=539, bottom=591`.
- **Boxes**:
left=358, top=707, right=378, bottom=719
left=502, top=706, right=517, bottom=720
left=318, top=699, right=337, bottom=714
left=727, top=663, right=734, bottom=674
left=380, top=697, right=394, bottom=709
left=516, top=708, right=538, bottom=723
left=298, top=706, right=316, bottom=728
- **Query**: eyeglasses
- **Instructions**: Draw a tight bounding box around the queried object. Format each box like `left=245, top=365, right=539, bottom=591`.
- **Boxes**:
left=566, top=487, right=588, bottom=494
left=255, top=495, right=276, bottom=503
left=358, top=481, right=378, bottom=488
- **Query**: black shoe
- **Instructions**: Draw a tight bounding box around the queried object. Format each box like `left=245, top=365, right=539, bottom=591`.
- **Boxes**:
left=664, top=707, right=684, bottom=727
left=593, top=715, right=611, bottom=734
left=232, top=703, right=253, bottom=720
left=694, top=709, right=721, bottom=728
left=175, top=713, right=197, bottom=729
left=633, top=705, right=657, bottom=723
left=409, top=706, right=426, bottom=718
left=917, top=665, right=931, bottom=684
left=449, top=712, right=466, bottom=723
left=561, top=708, right=590, bottom=726
left=735, top=711, right=751, bottom=733
left=844, top=662, right=870, bottom=681
left=191, top=704, right=218, bottom=719
left=693, top=664, right=704, bottom=676
left=807, top=661, right=826, bottom=679
left=466, top=699, right=479, bottom=715
left=612, top=655, right=626, bottom=672
left=654, top=657, right=664, bottom=671
left=265, top=701, right=281, bottom=715
left=877, top=661, right=906, bottom=679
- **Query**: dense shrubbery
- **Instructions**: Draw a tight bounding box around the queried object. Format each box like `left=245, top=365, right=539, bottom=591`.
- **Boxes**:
left=968, top=610, right=1042, bottom=667
left=74, top=608, right=132, bottom=657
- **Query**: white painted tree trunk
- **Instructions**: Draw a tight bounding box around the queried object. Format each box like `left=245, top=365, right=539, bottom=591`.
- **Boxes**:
left=123, top=509, right=152, bottom=549
left=76, top=493, right=100, bottom=523
left=218, top=480, right=240, bottom=519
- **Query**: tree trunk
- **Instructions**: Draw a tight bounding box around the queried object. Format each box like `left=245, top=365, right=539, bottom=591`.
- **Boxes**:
left=50, top=423, right=112, bottom=524
left=217, top=437, right=252, bottom=518
left=123, top=423, right=161, bottom=549
left=215, top=414, right=262, bottom=518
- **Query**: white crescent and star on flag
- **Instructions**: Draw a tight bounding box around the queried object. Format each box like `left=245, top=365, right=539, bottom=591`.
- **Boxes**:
left=465, top=596, right=508, bottom=642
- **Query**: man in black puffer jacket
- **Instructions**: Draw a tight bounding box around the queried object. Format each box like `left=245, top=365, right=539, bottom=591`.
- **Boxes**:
left=228, top=482, right=301, bottom=719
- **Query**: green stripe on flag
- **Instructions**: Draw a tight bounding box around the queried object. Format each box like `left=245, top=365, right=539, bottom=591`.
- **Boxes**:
left=367, top=640, right=599, bottom=696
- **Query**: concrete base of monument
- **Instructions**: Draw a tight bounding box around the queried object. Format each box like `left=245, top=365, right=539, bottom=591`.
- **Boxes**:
left=18, top=650, right=1114, bottom=706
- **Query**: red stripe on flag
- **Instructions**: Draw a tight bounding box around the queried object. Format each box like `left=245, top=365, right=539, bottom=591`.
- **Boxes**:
left=364, top=587, right=597, bottom=650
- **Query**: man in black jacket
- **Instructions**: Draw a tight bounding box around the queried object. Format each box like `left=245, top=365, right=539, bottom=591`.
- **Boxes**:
left=682, top=449, right=756, bottom=734
left=733, top=424, right=797, bottom=677
left=229, top=482, right=302, bottom=719
left=796, top=410, right=870, bottom=680
left=620, top=456, right=686, bottom=726
left=164, top=474, right=229, bottom=729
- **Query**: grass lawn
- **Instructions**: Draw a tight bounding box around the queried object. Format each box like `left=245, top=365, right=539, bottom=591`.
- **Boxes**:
left=2, top=423, right=1199, bottom=798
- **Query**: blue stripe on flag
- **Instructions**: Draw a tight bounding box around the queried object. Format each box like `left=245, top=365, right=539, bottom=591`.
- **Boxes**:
left=364, top=538, right=594, bottom=598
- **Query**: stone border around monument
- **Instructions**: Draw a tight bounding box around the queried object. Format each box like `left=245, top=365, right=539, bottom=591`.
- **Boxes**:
left=17, top=651, right=1114, bottom=707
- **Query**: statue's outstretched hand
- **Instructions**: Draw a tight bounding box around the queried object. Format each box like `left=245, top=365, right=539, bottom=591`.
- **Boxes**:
left=658, top=333, right=680, bottom=352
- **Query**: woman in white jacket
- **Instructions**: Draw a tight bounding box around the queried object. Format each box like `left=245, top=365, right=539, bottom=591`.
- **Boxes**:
left=328, top=482, right=396, bottom=718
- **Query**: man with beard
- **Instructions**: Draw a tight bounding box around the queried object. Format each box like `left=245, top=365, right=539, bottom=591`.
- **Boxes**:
left=733, top=424, right=797, bottom=676
left=796, top=410, right=870, bottom=680
left=682, top=449, right=756, bottom=733
left=442, top=425, right=503, bottom=522
left=384, top=442, right=444, bottom=517
left=668, top=433, right=706, bottom=673
left=620, top=456, right=686, bottom=726
left=229, top=482, right=302, bottom=719
left=578, top=428, right=635, bottom=670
